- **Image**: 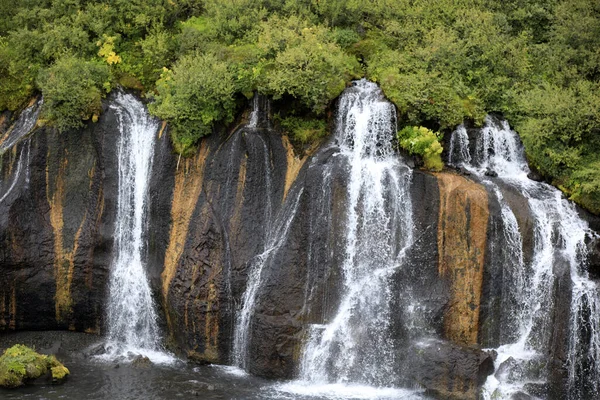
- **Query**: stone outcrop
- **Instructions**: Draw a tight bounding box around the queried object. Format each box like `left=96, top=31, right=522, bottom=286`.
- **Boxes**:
left=436, top=173, right=489, bottom=346
left=0, top=97, right=121, bottom=332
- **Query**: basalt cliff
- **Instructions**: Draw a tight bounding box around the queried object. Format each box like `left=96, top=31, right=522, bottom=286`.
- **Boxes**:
left=1, top=86, right=599, bottom=400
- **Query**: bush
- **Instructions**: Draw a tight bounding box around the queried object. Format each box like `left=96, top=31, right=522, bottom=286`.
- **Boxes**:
left=148, top=52, right=236, bottom=156
left=37, top=56, right=110, bottom=132
left=397, top=126, right=444, bottom=171
left=257, top=16, right=361, bottom=114
left=277, top=115, right=328, bottom=145
left=0, top=39, right=36, bottom=111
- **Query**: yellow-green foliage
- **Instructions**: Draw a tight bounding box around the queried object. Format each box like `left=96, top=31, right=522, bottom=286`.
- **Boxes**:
left=256, top=16, right=361, bottom=114
left=398, top=126, right=444, bottom=171
left=0, top=344, right=69, bottom=388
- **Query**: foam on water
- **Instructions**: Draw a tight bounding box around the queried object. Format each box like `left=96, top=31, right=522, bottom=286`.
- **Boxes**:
left=270, top=382, right=425, bottom=400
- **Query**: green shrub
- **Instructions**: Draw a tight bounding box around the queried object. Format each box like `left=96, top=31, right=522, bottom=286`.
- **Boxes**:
left=277, top=115, right=328, bottom=145
left=257, top=16, right=361, bottom=114
left=397, top=126, right=444, bottom=171
left=37, top=56, right=110, bottom=132
left=148, top=52, right=236, bottom=156
left=0, top=39, right=36, bottom=111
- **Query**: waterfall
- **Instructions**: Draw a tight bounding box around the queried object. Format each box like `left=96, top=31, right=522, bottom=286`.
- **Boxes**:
left=232, top=187, right=303, bottom=369
left=0, top=139, right=31, bottom=205
left=0, top=99, right=39, bottom=204
left=447, top=124, right=470, bottom=167
left=449, top=116, right=600, bottom=399
left=231, top=93, right=291, bottom=370
left=248, top=93, right=270, bottom=130
left=103, top=92, right=171, bottom=363
left=296, top=80, right=413, bottom=387
left=0, top=98, right=42, bottom=154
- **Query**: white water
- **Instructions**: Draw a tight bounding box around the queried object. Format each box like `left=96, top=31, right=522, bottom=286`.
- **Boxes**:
left=0, top=139, right=31, bottom=205
left=0, top=98, right=42, bottom=154
left=447, top=124, right=470, bottom=167
left=449, top=116, right=600, bottom=399
left=286, top=80, right=414, bottom=395
left=231, top=93, right=284, bottom=369
left=232, top=187, right=304, bottom=369
left=248, top=93, right=270, bottom=129
left=102, top=92, right=173, bottom=364
left=0, top=100, right=39, bottom=204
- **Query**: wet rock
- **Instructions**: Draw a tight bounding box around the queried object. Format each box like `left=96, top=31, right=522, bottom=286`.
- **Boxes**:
left=0, top=94, right=120, bottom=332
left=523, top=382, right=550, bottom=398
left=485, top=168, right=498, bottom=177
left=495, top=357, right=519, bottom=380
left=405, top=339, right=494, bottom=399
left=511, top=391, right=533, bottom=400
left=131, top=355, right=152, bottom=368
left=459, top=167, right=472, bottom=176
left=526, top=170, right=543, bottom=182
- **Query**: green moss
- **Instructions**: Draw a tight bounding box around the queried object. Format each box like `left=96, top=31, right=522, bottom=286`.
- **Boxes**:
left=0, top=345, right=69, bottom=388
left=50, top=365, right=70, bottom=380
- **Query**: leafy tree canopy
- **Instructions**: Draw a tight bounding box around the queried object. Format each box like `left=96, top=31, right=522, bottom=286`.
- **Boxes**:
left=0, top=0, right=599, bottom=212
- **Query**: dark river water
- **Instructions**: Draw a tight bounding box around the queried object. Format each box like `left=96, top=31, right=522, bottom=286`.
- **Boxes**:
left=0, top=332, right=427, bottom=400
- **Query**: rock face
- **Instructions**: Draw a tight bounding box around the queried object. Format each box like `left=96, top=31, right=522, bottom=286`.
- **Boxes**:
left=436, top=173, right=489, bottom=346
left=1, top=92, right=599, bottom=400
left=0, top=97, right=120, bottom=332
left=406, top=339, right=495, bottom=399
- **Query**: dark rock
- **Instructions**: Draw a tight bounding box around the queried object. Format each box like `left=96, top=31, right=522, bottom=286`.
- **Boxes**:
left=484, top=168, right=498, bottom=177
left=404, top=339, right=494, bottom=399
left=511, top=391, right=533, bottom=400
left=495, top=357, right=519, bottom=380
left=527, top=171, right=543, bottom=182
left=523, top=383, right=550, bottom=398
left=131, top=355, right=152, bottom=368
left=459, top=167, right=471, bottom=176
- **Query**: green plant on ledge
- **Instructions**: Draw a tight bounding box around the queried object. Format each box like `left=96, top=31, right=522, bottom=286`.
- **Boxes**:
left=397, top=126, right=444, bottom=171
left=276, top=115, right=328, bottom=146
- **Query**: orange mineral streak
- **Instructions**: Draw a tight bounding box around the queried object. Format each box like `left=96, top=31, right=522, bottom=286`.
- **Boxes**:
left=436, top=172, right=489, bottom=346
left=161, top=141, right=208, bottom=300
left=46, top=155, right=99, bottom=323
left=282, top=135, right=307, bottom=202
left=158, top=121, right=167, bottom=139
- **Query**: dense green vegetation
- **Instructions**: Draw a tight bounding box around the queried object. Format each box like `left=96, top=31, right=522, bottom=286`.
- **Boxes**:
left=0, top=0, right=599, bottom=212
left=398, top=126, right=444, bottom=171
left=0, top=344, right=69, bottom=388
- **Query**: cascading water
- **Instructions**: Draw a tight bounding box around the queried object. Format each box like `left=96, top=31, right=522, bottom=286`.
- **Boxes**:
left=449, top=116, right=600, bottom=399
left=232, top=187, right=303, bottom=370
left=248, top=93, right=270, bottom=130
left=0, top=98, right=42, bottom=154
left=102, top=92, right=171, bottom=363
left=0, top=140, right=31, bottom=205
left=0, top=99, right=39, bottom=203
left=231, top=94, right=293, bottom=370
left=277, top=80, right=416, bottom=398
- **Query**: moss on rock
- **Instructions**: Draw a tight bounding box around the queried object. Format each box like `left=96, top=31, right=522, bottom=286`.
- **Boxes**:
left=0, top=344, right=69, bottom=388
